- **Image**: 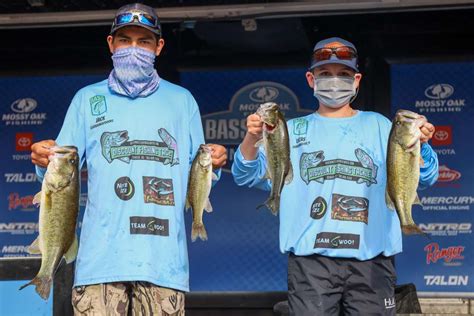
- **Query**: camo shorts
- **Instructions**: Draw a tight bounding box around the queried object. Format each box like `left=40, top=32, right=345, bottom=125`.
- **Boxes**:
left=72, top=281, right=185, bottom=316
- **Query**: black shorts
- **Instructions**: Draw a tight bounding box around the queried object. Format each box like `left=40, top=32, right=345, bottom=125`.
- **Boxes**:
left=288, top=253, right=397, bottom=316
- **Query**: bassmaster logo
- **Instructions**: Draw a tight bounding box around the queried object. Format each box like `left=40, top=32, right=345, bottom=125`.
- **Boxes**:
left=2, top=98, right=47, bottom=126
left=424, top=242, right=464, bottom=266
left=0, top=222, right=39, bottom=235
left=415, top=83, right=466, bottom=113
left=418, top=223, right=472, bottom=237
left=203, top=81, right=311, bottom=170
left=421, top=195, right=474, bottom=211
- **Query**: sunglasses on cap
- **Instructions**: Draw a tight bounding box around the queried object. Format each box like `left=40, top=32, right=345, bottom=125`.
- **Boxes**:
left=313, top=46, right=357, bottom=61
left=115, top=11, right=159, bottom=30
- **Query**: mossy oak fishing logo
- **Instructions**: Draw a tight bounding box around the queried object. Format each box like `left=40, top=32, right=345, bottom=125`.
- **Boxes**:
left=101, top=129, right=179, bottom=166
left=143, top=177, right=175, bottom=206
left=300, top=148, right=378, bottom=186
left=202, top=81, right=311, bottom=170
left=90, top=95, right=107, bottom=116
left=331, top=194, right=369, bottom=224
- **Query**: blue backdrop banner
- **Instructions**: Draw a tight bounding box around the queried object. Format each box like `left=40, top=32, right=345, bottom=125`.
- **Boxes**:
left=391, top=62, right=474, bottom=296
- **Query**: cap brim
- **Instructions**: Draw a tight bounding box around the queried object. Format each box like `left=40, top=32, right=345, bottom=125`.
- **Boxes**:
left=111, top=23, right=161, bottom=37
left=309, top=58, right=358, bottom=72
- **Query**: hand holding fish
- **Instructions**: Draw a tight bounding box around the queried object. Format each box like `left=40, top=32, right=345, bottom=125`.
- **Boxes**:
left=208, top=144, right=227, bottom=170
left=31, top=139, right=57, bottom=167
left=419, top=119, right=435, bottom=143
left=246, top=113, right=264, bottom=141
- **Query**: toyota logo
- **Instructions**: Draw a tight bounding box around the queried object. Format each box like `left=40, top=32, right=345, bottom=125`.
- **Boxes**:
left=424, top=84, right=454, bottom=100
left=17, top=137, right=31, bottom=147
left=434, top=130, right=449, bottom=141
left=10, top=98, right=37, bottom=113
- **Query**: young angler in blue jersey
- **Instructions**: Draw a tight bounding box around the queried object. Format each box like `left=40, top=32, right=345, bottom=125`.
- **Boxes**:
left=232, top=37, right=439, bottom=315
left=30, top=4, right=227, bottom=315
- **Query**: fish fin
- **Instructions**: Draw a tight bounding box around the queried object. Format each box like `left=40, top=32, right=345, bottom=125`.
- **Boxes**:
left=402, top=224, right=428, bottom=237
left=191, top=222, right=208, bottom=242
left=27, top=237, right=41, bottom=255
left=212, top=172, right=218, bottom=181
left=420, top=157, right=425, bottom=167
left=257, top=196, right=280, bottom=216
left=385, top=190, right=396, bottom=211
left=185, top=195, right=191, bottom=211
left=284, top=163, right=293, bottom=185
left=413, top=194, right=422, bottom=206
left=19, top=276, right=52, bottom=300
left=204, top=198, right=213, bottom=213
left=254, top=139, right=264, bottom=148
left=63, top=235, right=78, bottom=264
left=32, top=192, right=42, bottom=206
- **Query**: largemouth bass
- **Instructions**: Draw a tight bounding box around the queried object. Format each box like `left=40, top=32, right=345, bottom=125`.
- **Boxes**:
left=255, top=102, right=293, bottom=215
left=186, top=144, right=216, bottom=241
left=386, top=110, right=426, bottom=235
left=20, top=146, right=80, bottom=299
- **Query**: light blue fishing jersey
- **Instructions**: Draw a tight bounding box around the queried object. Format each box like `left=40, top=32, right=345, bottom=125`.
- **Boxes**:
left=232, top=111, right=438, bottom=260
left=36, top=79, right=219, bottom=291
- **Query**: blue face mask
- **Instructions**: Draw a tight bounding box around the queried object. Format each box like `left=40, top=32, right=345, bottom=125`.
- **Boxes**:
left=108, top=46, right=160, bottom=99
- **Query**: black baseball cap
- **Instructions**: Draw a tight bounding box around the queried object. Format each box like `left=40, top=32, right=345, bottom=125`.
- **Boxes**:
left=110, top=3, right=161, bottom=37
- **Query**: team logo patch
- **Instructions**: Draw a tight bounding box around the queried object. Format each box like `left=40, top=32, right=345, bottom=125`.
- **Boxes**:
left=130, top=216, right=169, bottom=236
left=90, top=95, right=107, bottom=116
left=143, top=177, right=175, bottom=206
left=299, top=148, right=378, bottom=186
left=331, top=193, right=369, bottom=224
left=114, top=177, right=135, bottom=201
left=314, top=232, right=360, bottom=249
left=100, top=129, right=179, bottom=166
left=310, top=196, right=327, bottom=219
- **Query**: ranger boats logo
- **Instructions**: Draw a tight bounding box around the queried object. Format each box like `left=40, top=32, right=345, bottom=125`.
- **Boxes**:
left=203, top=81, right=311, bottom=170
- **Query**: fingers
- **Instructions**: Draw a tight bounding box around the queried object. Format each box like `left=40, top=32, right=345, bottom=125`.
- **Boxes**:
left=30, top=139, right=56, bottom=167
left=208, top=144, right=228, bottom=169
left=247, top=114, right=263, bottom=137
left=420, top=122, right=435, bottom=143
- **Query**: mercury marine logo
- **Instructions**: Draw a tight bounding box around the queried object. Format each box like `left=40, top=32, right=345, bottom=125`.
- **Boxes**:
left=438, top=165, right=461, bottom=182
left=10, top=98, right=37, bottom=113
left=424, top=84, right=454, bottom=99
left=249, top=86, right=279, bottom=103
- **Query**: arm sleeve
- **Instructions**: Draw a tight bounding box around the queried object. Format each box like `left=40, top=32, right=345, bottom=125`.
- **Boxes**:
left=231, top=146, right=271, bottom=191
left=418, top=142, right=439, bottom=189
left=35, top=90, right=87, bottom=182
left=188, top=93, right=221, bottom=185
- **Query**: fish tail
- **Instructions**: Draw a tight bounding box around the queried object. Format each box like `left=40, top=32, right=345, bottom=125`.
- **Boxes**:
left=191, top=222, right=208, bottom=242
left=19, top=276, right=52, bottom=300
left=257, top=196, right=280, bottom=216
left=402, top=224, right=428, bottom=238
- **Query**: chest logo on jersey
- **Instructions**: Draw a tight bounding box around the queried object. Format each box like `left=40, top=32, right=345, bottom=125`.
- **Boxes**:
left=130, top=216, right=169, bottom=236
left=331, top=193, right=369, bottom=224
left=314, top=232, right=360, bottom=249
left=100, top=129, right=179, bottom=166
left=299, top=148, right=378, bottom=186
left=90, top=95, right=107, bottom=116
left=292, top=118, right=310, bottom=148
left=143, top=177, right=175, bottom=206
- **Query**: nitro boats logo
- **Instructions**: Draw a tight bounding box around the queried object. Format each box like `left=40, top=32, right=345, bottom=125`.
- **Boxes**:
left=424, top=242, right=464, bottom=266
left=421, top=195, right=473, bottom=211
left=202, top=81, right=311, bottom=170
left=101, top=129, right=179, bottom=166
left=8, top=193, right=35, bottom=211
left=300, top=149, right=378, bottom=186
left=415, top=83, right=466, bottom=113
left=0, top=222, right=39, bottom=235
left=418, top=223, right=472, bottom=237
left=424, top=275, right=469, bottom=286
left=4, top=173, right=37, bottom=183
left=2, top=98, right=47, bottom=126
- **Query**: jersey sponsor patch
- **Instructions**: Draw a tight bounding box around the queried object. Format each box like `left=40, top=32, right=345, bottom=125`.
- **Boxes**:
left=331, top=193, right=369, bottom=224
left=143, top=177, right=175, bottom=206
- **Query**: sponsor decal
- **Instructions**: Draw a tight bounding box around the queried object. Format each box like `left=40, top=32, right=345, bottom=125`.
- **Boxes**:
left=1, top=245, right=32, bottom=257
left=143, top=177, right=175, bottom=206
left=90, top=95, right=107, bottom=116
left=4, top=173, right=37, bottom=183
left=424, top=242, right=464, bottom=266
left=8, top=193, right=35, bottom=211
left=114, top=177, right=135, bottom=201
left=292, top=118, right=310, bottom=148
left=101, top=129, right=179, bottom=166
left=415, top=83, right=466, bottom=113
left=384, top=297, right=396, bottom=310
left=421, top=195, right=474, bottom=211
left=202, top=80, right=311, bottom=170
left=314, top=232, right=360, bottom=249
left=424, top=275, right=469, bottom=286
left=419, top=223, right=472, bottom=237
left=90, top=116, right=114, bottom=130
left=79, top=193, right=88, bottom=207
left=434, top=148, right=456, bottom=156
left=331, top=194, right=369, bottom=224
left=310, top=196, right=327, bottom=219
left=432, top=125, right=452, bottom=146
left=130, top=216, right=169, bottom=236
left=0, top=222, right=39, bottom=235
left=2, top=98, right=47, bottom=126
left=16, top=133, right=33, bottom=151
left=437, top=165, right=461, bottom=183
left=300, top=148, right=378, bottom=186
